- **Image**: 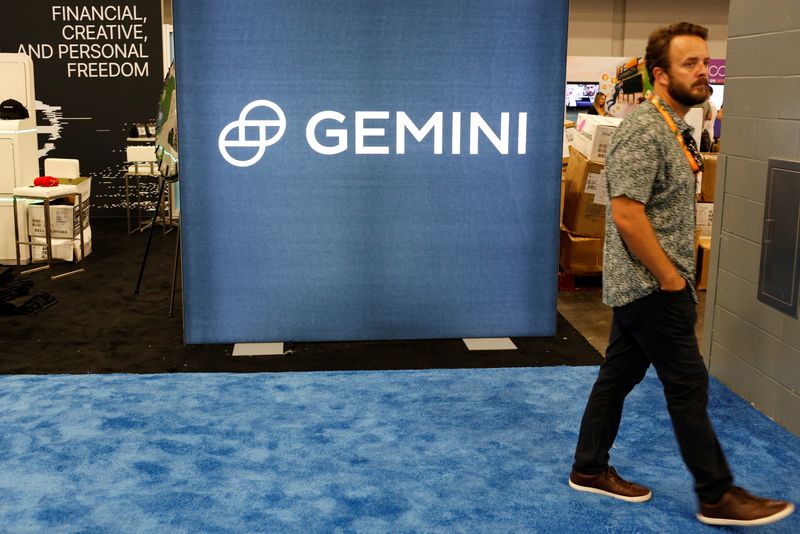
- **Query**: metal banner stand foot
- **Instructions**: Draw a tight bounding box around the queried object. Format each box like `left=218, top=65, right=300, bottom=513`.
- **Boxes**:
left=232, top=343, right=285, bottom=357
left=462, top=338, right=518, bottom=351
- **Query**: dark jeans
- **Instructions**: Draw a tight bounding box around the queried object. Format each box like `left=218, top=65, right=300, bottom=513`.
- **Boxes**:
left=573, top=287, right=733, bottom=503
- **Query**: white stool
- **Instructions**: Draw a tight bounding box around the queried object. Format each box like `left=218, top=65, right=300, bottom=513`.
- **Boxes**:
left=12, top=185, right=86, bottom=280
left=44, top=158, right=80, bottom=179
left=125, top=145, right=173, bottom=235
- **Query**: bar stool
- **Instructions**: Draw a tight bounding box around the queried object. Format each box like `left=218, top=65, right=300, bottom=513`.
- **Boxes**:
left=125, top=145, right=173, bottom=235
left=12, top=185, right=86, bottom=280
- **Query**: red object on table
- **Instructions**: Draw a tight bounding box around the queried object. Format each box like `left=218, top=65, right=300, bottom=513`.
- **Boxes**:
left=33, top=176, right=59, bottom=187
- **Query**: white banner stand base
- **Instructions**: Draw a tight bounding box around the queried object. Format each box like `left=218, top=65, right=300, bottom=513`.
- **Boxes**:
left=462, top=338, right=517, bottom=351
left=232, top=342, right=284, bottom=357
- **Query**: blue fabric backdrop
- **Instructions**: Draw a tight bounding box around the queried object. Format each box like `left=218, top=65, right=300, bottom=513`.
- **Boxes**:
left=174, top=0, right=568, bottom=343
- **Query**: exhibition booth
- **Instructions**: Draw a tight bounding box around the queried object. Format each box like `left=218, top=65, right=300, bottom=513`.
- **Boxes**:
left=0, top=1, right=725, bottom=350
left=4, top=4, right=800, bottom=532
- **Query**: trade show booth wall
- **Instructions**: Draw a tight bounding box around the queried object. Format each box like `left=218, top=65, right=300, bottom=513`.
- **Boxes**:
left=173, top=0, right=568, bottom=343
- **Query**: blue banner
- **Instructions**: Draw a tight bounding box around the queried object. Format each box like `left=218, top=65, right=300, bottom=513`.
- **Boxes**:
left=174, top=0, right=568, bottom=343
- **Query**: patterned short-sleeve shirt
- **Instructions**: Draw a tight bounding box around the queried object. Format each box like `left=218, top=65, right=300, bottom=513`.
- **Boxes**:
left=602, top=98, right=698, bottom=308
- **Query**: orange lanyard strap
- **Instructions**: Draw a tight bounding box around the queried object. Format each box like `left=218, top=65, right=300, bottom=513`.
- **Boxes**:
left=649, top=97, right=703, bottom=174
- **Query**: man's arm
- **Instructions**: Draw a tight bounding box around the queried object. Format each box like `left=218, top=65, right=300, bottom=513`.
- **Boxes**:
left=610, top=196, right=686, bottom=291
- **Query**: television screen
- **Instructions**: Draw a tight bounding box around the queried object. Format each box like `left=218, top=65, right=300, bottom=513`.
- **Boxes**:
left=565, top=82, right=599, bottom=109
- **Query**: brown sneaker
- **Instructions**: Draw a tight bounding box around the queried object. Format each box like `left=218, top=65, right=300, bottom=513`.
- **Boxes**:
left=697, top=486, right=794, bottom=526
left=568, top=466, right=652, bottom=503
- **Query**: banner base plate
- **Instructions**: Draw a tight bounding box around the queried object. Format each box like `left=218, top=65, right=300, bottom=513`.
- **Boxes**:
left=232, top=342, right=285, bottom=357
left=462, top=338, right=517, bottom=351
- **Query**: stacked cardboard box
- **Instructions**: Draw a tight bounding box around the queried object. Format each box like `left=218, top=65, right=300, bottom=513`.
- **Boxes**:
left=572, top=113, right=623, bottom=164
left=562, top=147, right=607, bottom=238
left=693, top=153, right=718, bottom=289
left=698, top=153, right=717, bottom=202
left=560, top=142, right=615, bottom=275
left=31, top=227, right=92, bottom=262
left=696, top=236, right=712, bottom=290
left=27, top=203, right=90, bottom=238
left=563, top=120, right=576, bottom=168
left=559, top=230, right=604, bottom=275
left=696, top=202, right=714, bottom=238
left=27, top=177, right=92, bottom=262
left=562, top=120, right=718, bottom=282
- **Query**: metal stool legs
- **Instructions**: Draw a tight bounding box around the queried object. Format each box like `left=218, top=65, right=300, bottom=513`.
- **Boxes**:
left=13, top=192, right=86, bottom=280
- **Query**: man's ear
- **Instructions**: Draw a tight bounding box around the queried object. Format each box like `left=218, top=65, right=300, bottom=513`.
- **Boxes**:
left=652, top=66, right=669, bottom=87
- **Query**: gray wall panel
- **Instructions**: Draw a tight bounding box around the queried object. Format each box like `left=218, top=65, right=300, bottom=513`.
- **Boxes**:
left=752, top=119, right=800, bottom=163
left=720, top=194, right=763, bottom=243
left=728, top=0, right=800, bottom=37
left=707, top=0, right=800, bottom=437
left=777, top=77, right=800, bottom=120
left=710, top=341, right=800, bottom=436
left=717, top=234, right=761, bottom=283
left=727, top=31, right=800, bottom=77
left=719, top=116, right=800, bottom=163
left=724, top=78, right=782, bottom=120
left=724, top=77, right=800, bottom=121
left=713, top=308, right=800, bottom=393
left=716, top=269, right=783, bottom=338
left=720, top=117, right=756, bottom=159
left=780, top=314, right=800, bottom=350
left=724, top=156, right=767, bottom=202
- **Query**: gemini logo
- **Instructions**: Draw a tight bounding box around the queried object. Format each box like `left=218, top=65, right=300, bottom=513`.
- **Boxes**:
left=218, top=100, right=287, bottom=167
left=219, top=100, right=529, bottom=167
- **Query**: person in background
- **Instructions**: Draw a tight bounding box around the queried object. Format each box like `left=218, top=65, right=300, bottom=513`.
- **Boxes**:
left=713, top=104, right=723, bottom=148
left=567, top=21, right=794, bottom=528
left=691, top=84, right=715, bottom=151
left=587, top=92, right=607, bottom=116
left=702, top=86, right=717, bottom=151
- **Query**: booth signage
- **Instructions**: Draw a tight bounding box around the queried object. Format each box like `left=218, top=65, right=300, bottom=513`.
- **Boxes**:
left=174, top=0, right=568, bottom=343
left=0, top=0, right=164, bottom=216
left=708, top=59, right=726, bottom=85
left=218, top=100, right=530, bottom=166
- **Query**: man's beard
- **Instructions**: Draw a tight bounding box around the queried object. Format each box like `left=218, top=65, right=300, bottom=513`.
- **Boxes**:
left=668, top=79, right=708, bottom=106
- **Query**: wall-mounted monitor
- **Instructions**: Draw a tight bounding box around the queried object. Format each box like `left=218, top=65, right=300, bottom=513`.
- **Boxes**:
left=565, top=81, right=599, bottom=109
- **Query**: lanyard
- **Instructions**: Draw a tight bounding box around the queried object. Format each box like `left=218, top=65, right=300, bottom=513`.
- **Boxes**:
left=649, top=97, right=703, bottom=174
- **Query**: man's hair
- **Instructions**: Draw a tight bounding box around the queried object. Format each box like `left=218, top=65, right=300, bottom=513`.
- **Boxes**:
left=645, top=22, right=708, bottom=84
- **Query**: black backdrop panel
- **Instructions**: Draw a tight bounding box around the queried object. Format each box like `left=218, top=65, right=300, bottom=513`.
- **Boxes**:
left=0, top=1, right=164, bottom=217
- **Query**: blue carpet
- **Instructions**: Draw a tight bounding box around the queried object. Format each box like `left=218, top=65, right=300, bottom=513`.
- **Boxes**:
left=0, top=367, right=797, bottom=533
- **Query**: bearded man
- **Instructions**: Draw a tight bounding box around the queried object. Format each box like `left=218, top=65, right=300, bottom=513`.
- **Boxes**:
left=567, top=22, right=794, bottom=528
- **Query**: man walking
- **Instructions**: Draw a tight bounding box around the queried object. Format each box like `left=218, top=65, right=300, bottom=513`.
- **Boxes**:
left=568, top=22, right=794, bottom=527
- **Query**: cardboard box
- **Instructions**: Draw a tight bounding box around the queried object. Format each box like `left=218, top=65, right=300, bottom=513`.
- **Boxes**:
left=560, top=229, right=603, bottom=274
left=563, top=124, right=575, bottom=160
left=31, top=226, right=92, bottom=263
left=57, top=176, right=91, bottom=203
left=27, top=202, right=90, bottom=238
left=699, top=154, right=717, bottom=202
left=696, top=236, right=711, bottom=290
left=696, top=202, right=714, bottom=238
left=562, top=146, right=607, bottom=237
left=560, top=177, right=566, bottom=226
left=572, top=113, right=622, bottom=164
